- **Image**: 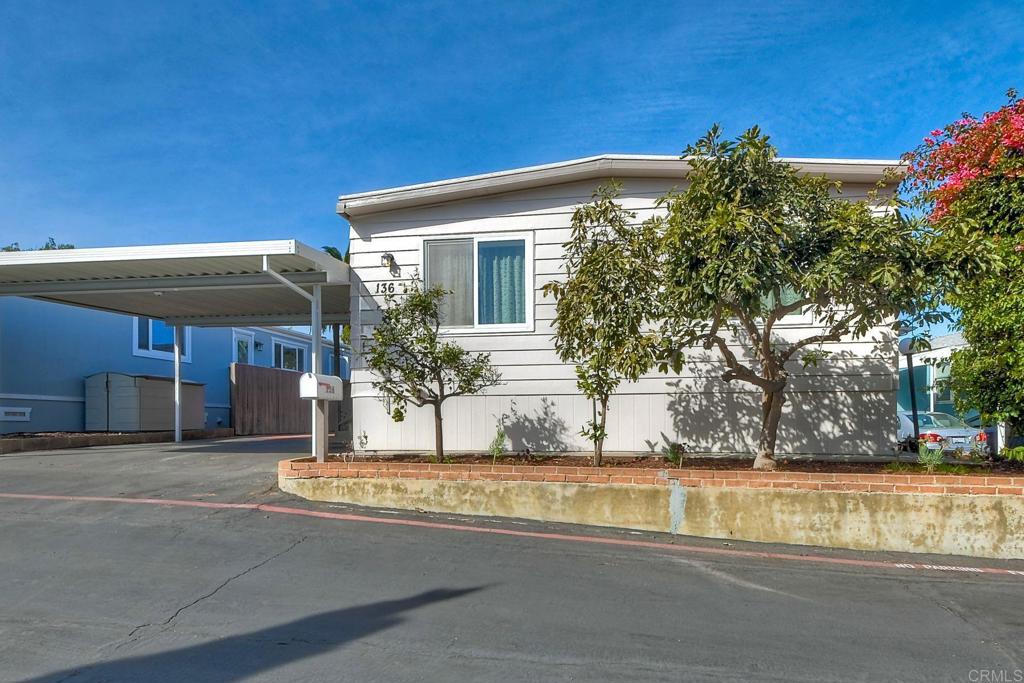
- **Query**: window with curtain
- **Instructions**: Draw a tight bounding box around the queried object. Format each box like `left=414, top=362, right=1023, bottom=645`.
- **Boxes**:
left=478, top=240, right=525, bottom=324
left=424, top=236, right=529, bottom=329
left=425, top=239, right=474, bottom=326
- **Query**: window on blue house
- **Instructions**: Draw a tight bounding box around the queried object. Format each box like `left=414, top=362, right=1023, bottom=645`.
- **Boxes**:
left=424, top=235, right=531, bottom=331
left=133, top=317, right=191, bottom=362
left=933, top=362, right=953, bottom=406
left=273, top=340, right=306, bottom=371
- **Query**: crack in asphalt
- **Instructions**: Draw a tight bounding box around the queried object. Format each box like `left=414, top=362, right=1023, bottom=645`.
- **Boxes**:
left=911, top=582, right=1022, bottom=670
left=115, top=535, right=307, bottom=650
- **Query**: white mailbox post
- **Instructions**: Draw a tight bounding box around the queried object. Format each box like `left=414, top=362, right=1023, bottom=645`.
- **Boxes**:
left=300, top=372, right=345, bottom=462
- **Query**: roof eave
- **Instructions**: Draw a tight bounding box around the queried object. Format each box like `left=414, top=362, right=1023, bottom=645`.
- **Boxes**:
left=337, top=154, right=905, bottom=219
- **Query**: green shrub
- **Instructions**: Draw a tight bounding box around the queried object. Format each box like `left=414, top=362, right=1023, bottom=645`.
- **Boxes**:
left=488, top=424, right=507, bottom=465
left=1001, top=446, right=1024, bottom=463
left=917, top=441, right=945, bottom=473
left=661, top=441, right=687, bottom=465
left=884, top=461, right=972, bottom=475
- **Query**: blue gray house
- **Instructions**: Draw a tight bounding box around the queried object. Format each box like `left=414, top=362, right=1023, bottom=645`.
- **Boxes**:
left=0, top=297, right=350, bottom=435
left=896, top=333, right=975, bottom=423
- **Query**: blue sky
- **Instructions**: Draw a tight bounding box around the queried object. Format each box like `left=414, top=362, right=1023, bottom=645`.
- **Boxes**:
left=1, top=1, right=1022, bottom=256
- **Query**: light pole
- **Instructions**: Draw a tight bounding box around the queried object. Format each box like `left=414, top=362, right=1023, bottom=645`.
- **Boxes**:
left=899, top=337, right=922, bottom=449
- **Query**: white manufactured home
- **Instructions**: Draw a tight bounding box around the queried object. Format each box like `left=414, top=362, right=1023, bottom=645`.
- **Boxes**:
left=338, top=155, right=900, bottom=457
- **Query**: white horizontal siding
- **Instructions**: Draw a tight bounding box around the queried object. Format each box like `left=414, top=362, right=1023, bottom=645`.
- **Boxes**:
left=352, top=390, right=897, bottom=456
left=348, top=176, right=897, bottom=455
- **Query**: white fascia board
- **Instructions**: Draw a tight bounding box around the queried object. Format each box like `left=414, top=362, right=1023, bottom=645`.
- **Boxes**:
left=291, top=241, right=350, bottom=283
left=0, top=239, right=349, bottom=283
left=336, top=154, right=906, bottom=218
left=0, top=239, right=302, bottom=267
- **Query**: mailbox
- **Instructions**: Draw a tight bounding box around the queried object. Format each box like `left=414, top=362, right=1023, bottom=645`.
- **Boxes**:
left=299, top=373, right=345, bottom=401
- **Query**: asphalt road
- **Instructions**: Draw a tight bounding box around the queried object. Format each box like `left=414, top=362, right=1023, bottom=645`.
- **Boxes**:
left=1, top=438, right=1022, bottom=682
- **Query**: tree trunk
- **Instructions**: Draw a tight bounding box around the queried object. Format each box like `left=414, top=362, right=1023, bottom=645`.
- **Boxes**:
left=433, top=401, right=444, bottom=462
left=593, top=397, right=608, bottom=468
left=754, top=389, right=785, bottom=471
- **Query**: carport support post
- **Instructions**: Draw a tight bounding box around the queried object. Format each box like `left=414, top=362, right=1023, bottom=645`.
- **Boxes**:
left=311, top=284, right=327, bottom=462
left=173, top=325, right=183, bottom=443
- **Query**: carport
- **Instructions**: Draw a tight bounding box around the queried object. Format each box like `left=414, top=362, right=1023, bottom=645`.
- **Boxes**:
left=0, top=240, right=349, bottom=461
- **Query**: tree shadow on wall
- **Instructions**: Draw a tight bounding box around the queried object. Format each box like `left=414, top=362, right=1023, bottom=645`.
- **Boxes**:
left=664, top=336, right=899, bottom=459
left=19, top=587, right=487, bottom=683
left=500, top=398, right=575, bottom=454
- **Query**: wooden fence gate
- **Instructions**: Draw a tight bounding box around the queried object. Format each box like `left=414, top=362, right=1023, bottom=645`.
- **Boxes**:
left=230, top=363, right=307, bottom=436
left=229, top=363, right=352, bottom=441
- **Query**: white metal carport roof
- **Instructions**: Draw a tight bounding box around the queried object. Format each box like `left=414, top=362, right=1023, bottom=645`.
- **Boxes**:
left=0, top=239, right=349, bottom=327
left=0, top=239, right=348, bottom=457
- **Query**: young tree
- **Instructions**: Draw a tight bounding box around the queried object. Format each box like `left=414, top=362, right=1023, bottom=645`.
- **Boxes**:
left=658, top=126, right=938, bottom=470
left=365, top=279, right=503, bottom=460
left=902, top=90, right=1024, bottom=433
left=542, top=183, right=662, bottom=466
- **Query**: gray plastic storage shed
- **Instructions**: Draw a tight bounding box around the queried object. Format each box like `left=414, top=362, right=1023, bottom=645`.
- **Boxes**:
left=85, top=373, right=205, bottom=432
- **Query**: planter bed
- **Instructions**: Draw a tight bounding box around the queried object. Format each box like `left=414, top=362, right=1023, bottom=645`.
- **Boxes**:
left=280, top=457, right=1024, bottom=495
left=291, top=452, right=1024, bottom=476
left=280, top=456, right=1024, bottom=559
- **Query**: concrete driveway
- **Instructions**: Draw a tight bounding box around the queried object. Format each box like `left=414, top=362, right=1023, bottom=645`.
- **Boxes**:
left=1, top=437, right=1023, bottom=682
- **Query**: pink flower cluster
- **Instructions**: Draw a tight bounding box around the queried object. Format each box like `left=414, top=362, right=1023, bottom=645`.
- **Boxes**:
left=1003, top=112, right=1024, bottom=150
left=903, top=97, right=1024, bottom=220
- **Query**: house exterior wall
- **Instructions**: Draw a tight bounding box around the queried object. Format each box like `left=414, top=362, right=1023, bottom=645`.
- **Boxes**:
left=347, top=176, right=899, bottom=456
left=0, top=297, right=349, bottom=434
left=896, top=336, right=979, bottom=425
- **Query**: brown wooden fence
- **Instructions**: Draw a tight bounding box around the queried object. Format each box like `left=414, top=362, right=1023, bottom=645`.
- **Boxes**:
left=230, top=363, right=307, bottom=436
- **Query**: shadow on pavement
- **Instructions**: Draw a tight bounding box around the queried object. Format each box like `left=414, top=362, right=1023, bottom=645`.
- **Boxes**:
left=19, top=586, right=487, bottom=683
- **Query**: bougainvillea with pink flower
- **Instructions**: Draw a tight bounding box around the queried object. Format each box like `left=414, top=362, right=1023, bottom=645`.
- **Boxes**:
left=903, top=89, right=1024, bottom=222
left=902, top=89, right=1024, bottom=435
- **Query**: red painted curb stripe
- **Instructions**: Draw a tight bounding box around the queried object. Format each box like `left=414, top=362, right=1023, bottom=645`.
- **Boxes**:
left=0, top=492, right=259, bottom=509
left=1, top=492, right=1021, bottom=577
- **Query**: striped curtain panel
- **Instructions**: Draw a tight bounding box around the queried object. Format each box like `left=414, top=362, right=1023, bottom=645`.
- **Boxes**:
left=478, top=240, right=525, bottom=324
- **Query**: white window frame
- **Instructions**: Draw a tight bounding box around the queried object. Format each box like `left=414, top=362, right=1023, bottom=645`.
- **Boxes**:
left=232, top=329, right=255, bottom=364
left=272, top=337, right=308, bottom=372
left=132, top=317, right=192, bottom=363
left=422, top=231, right=534, bottom=334
left=0, top=406, right=31, bottom=422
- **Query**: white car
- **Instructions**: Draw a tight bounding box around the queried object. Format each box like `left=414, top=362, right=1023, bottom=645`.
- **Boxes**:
left=897, top=411, right=990, bottom=455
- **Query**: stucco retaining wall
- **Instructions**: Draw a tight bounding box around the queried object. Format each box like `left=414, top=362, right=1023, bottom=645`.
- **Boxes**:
left=279, top=459, right=1024, bottom=559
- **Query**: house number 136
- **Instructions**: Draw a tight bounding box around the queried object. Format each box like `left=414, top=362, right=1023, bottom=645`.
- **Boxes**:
left=375, top=282, right=396, bottom=294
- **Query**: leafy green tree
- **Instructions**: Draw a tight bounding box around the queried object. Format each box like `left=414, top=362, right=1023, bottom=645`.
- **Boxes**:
left=366, top=278, right=503, bottom=459
left=3, top=237, right=74, bottom=251
left=658, top=126, right=938, bottom=470
left=542, top=183, right=662, bottom=465
left=903, top=91, right=1024, bottom=433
